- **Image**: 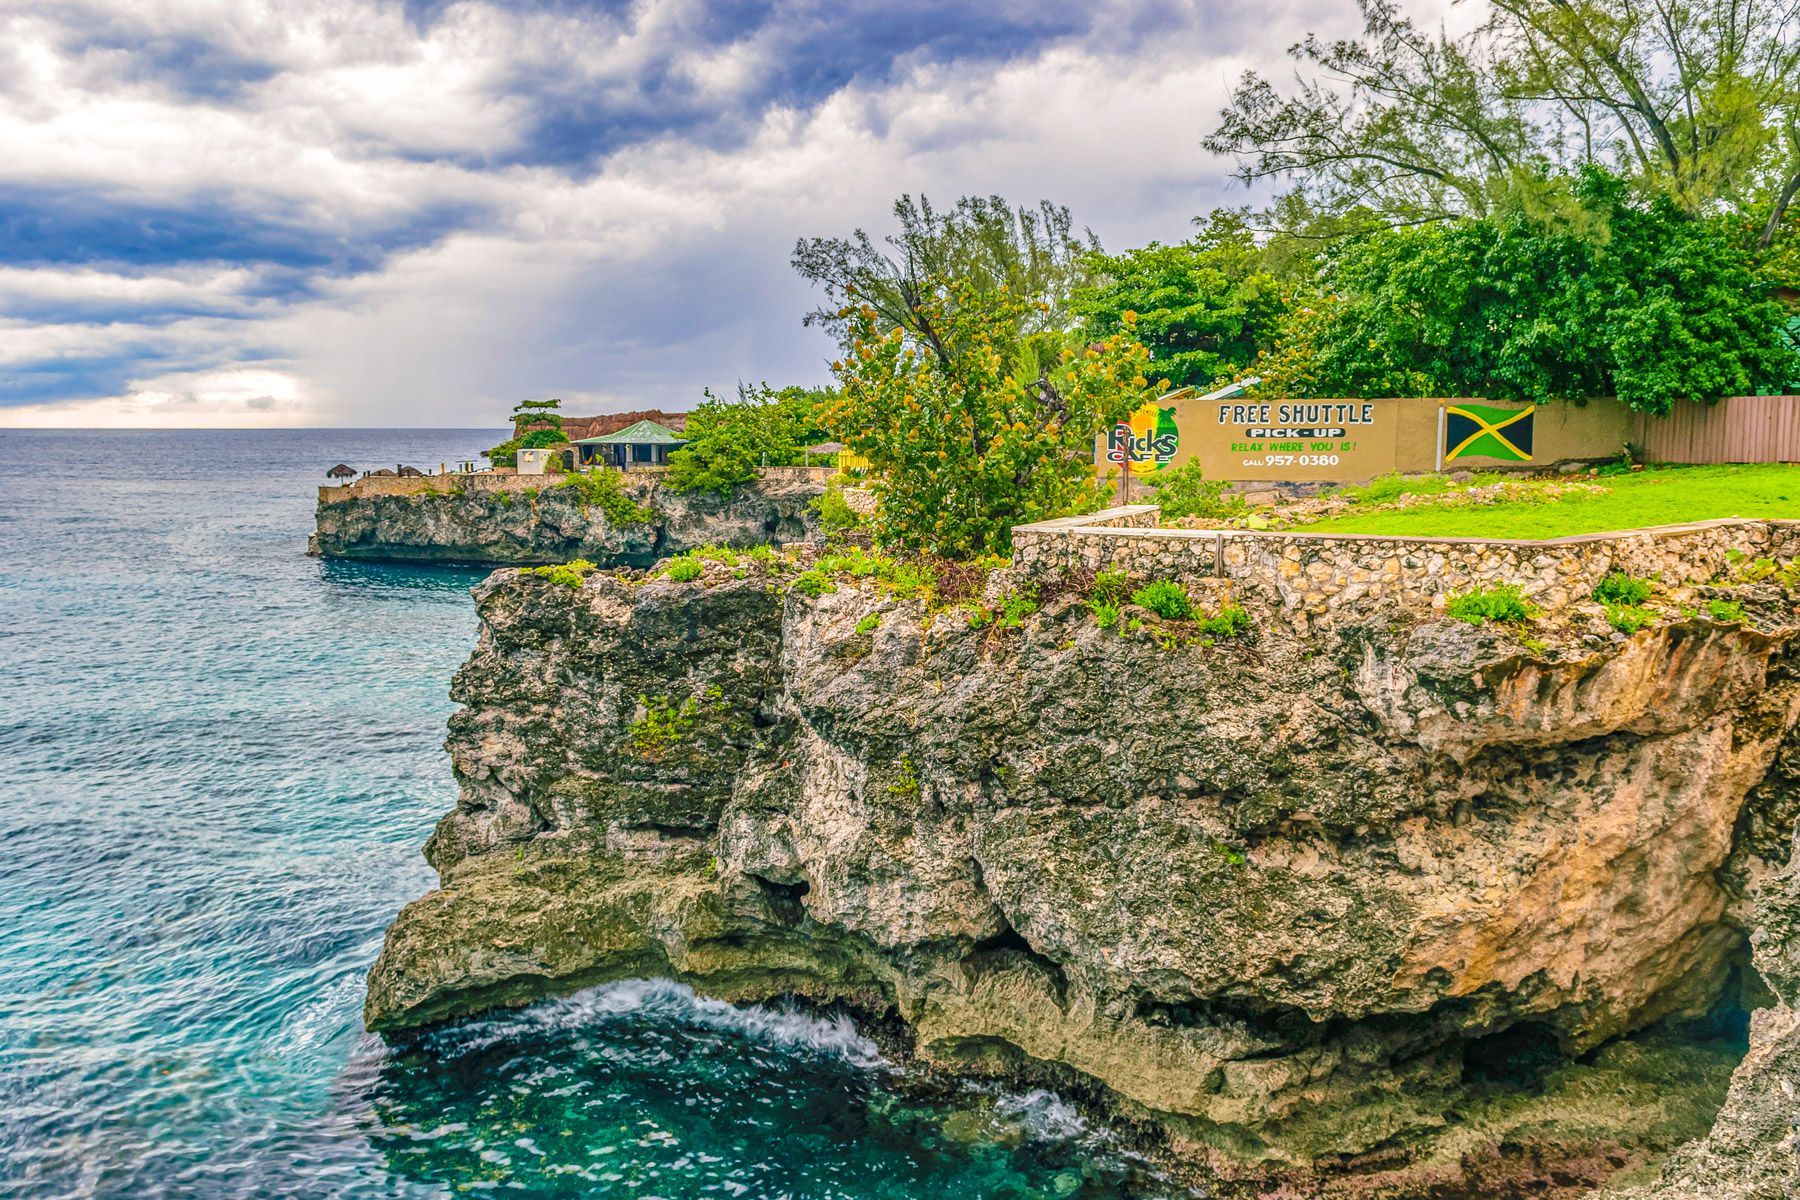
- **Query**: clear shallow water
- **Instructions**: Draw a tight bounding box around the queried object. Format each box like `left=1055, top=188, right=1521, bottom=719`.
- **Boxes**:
left=0, top=431, right=1175, bottom=1200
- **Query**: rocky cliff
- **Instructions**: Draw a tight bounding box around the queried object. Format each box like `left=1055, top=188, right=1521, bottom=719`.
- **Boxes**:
left=365, top=549, right=1800, bottom=1197
left=309, top=474, right=824, bottom=566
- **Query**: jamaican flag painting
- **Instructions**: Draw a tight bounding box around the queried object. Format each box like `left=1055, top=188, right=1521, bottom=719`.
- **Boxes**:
left=1444, top=402, right=1533, bottom=463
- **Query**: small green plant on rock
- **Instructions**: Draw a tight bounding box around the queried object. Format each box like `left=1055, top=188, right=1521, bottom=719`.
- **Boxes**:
left=1707, top=598, right=1745, bottom=622
left=792, top=569, right=837, bottom=598
left=1604, top=603, right=1655, bottom=634
left=813, top=488, right=863, bottom=536
left=1090, top=568, right=1130, bottom=607
left=1198, top=602, right=1251, bottom=639
left=1089, top=601, right=1121, bottom=630
left=855, top=613, right=881, bottom=636
left=628, top=693, right=701, bottom=757
left=887, top=756, right=920, bottom=800
left=1593, top=570, right=1653, bottom=607
left=665, top=556, right=703, bottom=582
left=1446, top=584, right=1533, bottom=626
left=557, top=468, right=656, bottom=526
left=996, top=587, right=1039, bottom=629
left=1130, top=580, right=1192, bottom=621
left=525, top=559, right=599, bottom=588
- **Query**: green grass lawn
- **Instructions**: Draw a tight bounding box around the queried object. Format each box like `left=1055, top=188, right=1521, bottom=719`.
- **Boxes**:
left=1302, top=463, right=1800, bottom=539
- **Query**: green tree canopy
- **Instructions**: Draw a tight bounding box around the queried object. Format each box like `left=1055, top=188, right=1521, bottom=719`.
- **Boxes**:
left=822, top=280, right=1159, bottom=557
left=1071, top=210, right=1290, bottom=390
left=665, top=384, right=831, bottom=496
left=1271, top=169, right=1797, bottom=411
left=1206, top=0, right=1800, bottom=241
left=792, top=194, right=1098, bottom=361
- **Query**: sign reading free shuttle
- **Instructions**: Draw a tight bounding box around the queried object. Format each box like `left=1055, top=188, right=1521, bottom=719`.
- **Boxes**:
left=1097, top=393, right=1631, bottom=483
left=1102, top=396, right=1402, bottom=483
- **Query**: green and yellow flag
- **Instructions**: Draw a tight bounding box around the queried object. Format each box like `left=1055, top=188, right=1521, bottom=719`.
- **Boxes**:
left=1444, top=402, right=1533, bottom=463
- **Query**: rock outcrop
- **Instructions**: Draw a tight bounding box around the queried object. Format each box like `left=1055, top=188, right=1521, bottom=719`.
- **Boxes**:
left=309, top=474, right=823, bottom=566
left=366, top=553, right=1800, bottom=1195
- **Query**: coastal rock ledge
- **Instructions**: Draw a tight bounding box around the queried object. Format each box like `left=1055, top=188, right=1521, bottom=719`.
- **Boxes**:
left=309, top=473, right=824, bottom=566
left=366, top=559, right=1800, bottom=1198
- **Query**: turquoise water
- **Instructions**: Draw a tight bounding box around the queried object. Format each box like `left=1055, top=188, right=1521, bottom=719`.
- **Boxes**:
left=0, top=431, right=1174, bottom=1200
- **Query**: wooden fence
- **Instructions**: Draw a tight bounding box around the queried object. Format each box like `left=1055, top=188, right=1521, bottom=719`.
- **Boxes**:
left=1637, top=396, right=1800, bottom=464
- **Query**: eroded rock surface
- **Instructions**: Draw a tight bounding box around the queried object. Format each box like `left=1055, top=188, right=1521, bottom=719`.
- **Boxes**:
left=310, top=476, right=822, bottom=566
left=366, top=560, right=1800, bottom=1193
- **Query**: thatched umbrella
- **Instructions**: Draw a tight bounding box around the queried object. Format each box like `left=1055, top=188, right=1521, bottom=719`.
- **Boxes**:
left=803, top=441, right=844, bottom=468
left=396, top=465, right=425, bottom=477
left=326, top=463, right=356, bottom=480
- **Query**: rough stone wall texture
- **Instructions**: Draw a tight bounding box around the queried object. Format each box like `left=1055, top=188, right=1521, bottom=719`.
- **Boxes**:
left=310, top=474, right=825, bottom=566
left=1014, top=510, right=1800, bottom=631
left=366, top=557, right=1800, bottom=1196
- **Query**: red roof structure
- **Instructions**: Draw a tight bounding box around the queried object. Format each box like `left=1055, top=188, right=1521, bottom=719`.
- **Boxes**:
left=519, top=409, right=688, bottom=440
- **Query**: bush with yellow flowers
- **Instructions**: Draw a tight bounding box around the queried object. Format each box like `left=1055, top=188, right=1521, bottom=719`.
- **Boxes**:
left=822, top=277, right=1163, bottom=559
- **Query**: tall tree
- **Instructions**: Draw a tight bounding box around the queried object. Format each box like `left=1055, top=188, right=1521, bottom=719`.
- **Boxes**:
left=792, top=194, right=1098, bottom=362
left=1206, top=0, right=1800, bottom=236
left=1276, top=169, right=1797, bottom=411
left=1071, top=210, right=1290, bottom=390
left=822, top=279, right=1158, bottom=558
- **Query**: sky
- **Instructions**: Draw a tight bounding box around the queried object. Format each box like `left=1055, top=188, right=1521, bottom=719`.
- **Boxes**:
left=0, top=0, right=1458, bottom=428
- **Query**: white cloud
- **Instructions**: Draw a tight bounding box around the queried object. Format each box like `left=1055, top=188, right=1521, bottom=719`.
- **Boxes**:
left=0, top=0, right=1434, bottom=427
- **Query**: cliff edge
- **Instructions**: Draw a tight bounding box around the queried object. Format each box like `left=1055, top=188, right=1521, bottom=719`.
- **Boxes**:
left=365, top=542, right=1800, bottom=1196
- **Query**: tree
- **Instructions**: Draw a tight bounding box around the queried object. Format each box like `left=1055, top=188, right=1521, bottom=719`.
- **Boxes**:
left=1280, top=169, right=1797, bottom=410
left=487, top=397, right=567, bottom=467
left=1072, top=210, right=1289, bottom=389
left=1206, top=0, right=1800, bottom=237
left=664, top=384, right=830, bottom=496
left=793, top=194, right=1098, bottom=359
left=822, top=279, right=1160, bottom=558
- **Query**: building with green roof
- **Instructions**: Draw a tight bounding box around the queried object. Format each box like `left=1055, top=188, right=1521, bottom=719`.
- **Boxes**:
left=571, top=419, right=689, bottom=469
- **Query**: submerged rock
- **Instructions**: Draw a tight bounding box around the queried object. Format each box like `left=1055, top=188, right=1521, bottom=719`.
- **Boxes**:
left=366, top=558, right=1800, bottom=1194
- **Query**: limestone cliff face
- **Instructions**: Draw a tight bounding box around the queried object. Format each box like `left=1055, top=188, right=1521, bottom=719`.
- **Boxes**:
left=309, top=475, right=823, bottom=566
left=366, top=556, right=1800, bottom=1193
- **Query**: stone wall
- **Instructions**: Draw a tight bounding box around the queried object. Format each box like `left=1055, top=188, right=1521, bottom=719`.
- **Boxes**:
left=1013, top=508, right=1800, bottom=626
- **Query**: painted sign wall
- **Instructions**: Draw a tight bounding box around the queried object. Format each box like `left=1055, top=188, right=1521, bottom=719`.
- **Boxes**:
left=1095, top=395, right=1637, bottom=483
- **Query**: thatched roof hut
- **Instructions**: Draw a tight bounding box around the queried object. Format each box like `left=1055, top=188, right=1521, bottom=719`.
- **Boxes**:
left=369, top=468, right=396, bottom=476
left=396, top=465, right=425, bottom=477
left=326, top=463, right=356, bottom=479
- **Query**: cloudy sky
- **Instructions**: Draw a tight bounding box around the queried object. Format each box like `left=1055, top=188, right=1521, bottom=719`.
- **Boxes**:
left=0, top=0, right=1454, bottom=428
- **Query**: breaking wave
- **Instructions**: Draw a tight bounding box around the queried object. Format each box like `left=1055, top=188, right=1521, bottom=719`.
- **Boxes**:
left=418, top=977, right=888, bottom=1068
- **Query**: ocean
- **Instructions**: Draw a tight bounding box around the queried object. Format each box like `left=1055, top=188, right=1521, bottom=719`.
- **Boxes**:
left=0, top=430, right=1170, bottom=1200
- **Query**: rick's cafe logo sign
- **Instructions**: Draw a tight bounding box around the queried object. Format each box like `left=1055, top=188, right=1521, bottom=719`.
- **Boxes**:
left=1105, top=404, right=1178, bottom=476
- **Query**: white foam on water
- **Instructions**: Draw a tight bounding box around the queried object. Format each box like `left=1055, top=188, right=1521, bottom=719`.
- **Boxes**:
left=993, top=1088, right=1090, bottom=1141
left=434, top=978, right=886, bottom=1068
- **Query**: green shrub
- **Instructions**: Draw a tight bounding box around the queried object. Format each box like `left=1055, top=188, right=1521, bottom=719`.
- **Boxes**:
left=1090, top=568, right=1131, bottom=607
left=1130, top=580, right=1192, bottom=621
left=1604, top=603, right=1654, bottom=634
left=665, top=557, right=703, bottom=582
left=1146, top=462, right=1247, bottom=521
left=1707, top=598, right=1745, bottom=622
left=855, top=613, right=881, bottom=635
left=1445, top=584, right=1533, bottom=625
left=792, top=569, right=837, bottom=597
left=995, top=586, right=1039, bottom=629
left=1198, top=602, right=1251, bottom=638
left=525, top=558, right=599, bottom=588
left=746, top=544, right=776, bottom=564
left=813, top=489, right=862, bottom=535
left=1089, top=600, right=1121, bottom=629
left=1593, top=570, right=1653, bottom=606
left=557, top=468, right=656, bottom=526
